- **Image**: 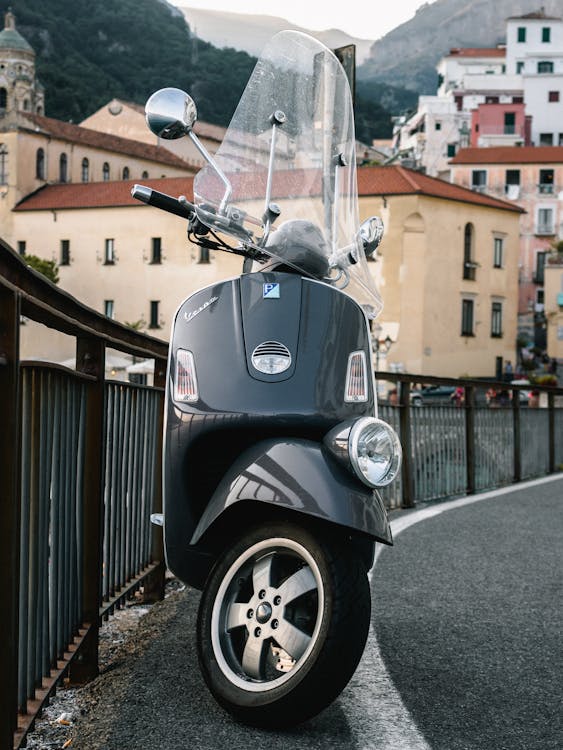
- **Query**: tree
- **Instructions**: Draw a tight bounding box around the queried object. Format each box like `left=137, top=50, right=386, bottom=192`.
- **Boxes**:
left=25, top=254, right=59, bottom=284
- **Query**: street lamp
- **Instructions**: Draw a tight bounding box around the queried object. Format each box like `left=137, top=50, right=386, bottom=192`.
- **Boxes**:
left=373, top=334, right=393, bottom=371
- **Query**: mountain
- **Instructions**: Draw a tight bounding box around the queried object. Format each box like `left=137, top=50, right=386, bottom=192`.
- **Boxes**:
left=177, top=6, right=375, bottom=63
left=358, top=0, right=563, bottom=92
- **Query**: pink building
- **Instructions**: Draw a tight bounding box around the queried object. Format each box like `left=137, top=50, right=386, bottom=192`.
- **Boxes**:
left=450, top=146, right=563, bottom=346
left=470, top=102, right=532, bottom=147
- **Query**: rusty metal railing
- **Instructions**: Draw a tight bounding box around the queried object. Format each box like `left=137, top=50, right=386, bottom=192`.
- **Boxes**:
left=0, top=239, right=168, bottom=750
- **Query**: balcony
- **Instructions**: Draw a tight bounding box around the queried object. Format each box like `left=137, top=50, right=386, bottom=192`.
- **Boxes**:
left=535, top=224, right=555, bottom=236
left=538, top=184, right=554, bottom=194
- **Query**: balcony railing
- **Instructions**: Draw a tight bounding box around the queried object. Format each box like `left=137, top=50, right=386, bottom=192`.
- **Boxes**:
left=538, top=183, right=555, bottom=194
left=536, top=223, right=555, bottom=235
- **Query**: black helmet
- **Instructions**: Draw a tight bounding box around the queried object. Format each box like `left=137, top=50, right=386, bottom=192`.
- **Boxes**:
left=265, top=220, right=329, bottom=279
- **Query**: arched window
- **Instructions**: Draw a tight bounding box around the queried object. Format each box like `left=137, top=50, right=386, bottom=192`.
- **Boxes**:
left=0, top=88, right=7, bottom=109
left=59, top=153, right=68, bottom=183
left=102, top=162, right=110, bottom=181
left=463, top=223, right=476, bottom=280
left=81, top=157, right=89, bottom=183
left=122, top=166, right=130, bottom=179
left=0, top=144, right=8, bottom=185
left=142, top=170, right=149, bottom=179
left=23, top=98, right=30, bottom=111
left=36, top=148, right=45, bottom=180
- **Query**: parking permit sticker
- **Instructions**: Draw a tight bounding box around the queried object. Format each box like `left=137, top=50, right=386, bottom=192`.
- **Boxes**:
left=263, top=283, right=280, bottom=299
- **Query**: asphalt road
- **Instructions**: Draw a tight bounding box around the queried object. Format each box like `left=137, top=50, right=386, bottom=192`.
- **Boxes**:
left=71, top=476, right=563, bottom=750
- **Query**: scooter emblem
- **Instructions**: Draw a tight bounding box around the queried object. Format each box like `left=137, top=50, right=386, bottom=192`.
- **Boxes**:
left=183, top=295, right=219, bottom=322
left=263, top=283, right=280, bottom=299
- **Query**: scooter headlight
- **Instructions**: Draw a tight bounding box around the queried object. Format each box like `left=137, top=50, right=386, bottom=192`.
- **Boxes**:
left=348, top=417, right=402, bottom=487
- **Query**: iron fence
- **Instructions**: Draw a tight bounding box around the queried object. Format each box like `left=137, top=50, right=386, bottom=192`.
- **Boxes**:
left=0, top=240, right=168, bottom=750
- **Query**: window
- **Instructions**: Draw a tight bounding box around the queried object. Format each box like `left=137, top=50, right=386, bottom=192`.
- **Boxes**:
left=149, top=301, right=160, bottom=329
left=542, top=27, right=551, bottom=43
left=539, top=169, right=554, bottom=193
left=539, top=133, right=553, bottom=145
left=513, top=96, right=524, bottom=104
left=81, top=158, right=89, bottom=183
left=150, top=237, right=162, bottom=264
left=516, top=61, right=524, bottom=74
left=104, top=300, right=114, bottom=319
left=463, top=223, right=476, bottom=280
left=0, top=87, right=7, bottom=108
left=505, top=169, right=520, bottom=195
left=548, top=91, right=559, bottom=102
left=534, top=251, right=547, bottom=284
left=36, top=148, right=45, bottom=179
left=517, top=27, right=526, bottom=42
left=60, top=239, right=70, bottom=266
left=0, top=143, right=7, bottom=184
left=504, top=112, right=515, bottom=134
left=59, top=152, right=68, bottom=183
left=142, top=170, right=149, bottom=179
left=485, top=96, right=499, bottom=104
left=435, top=121, right=442, bottom=131
left=491, top=302, right=503, bottom=337
left=447, top=143, right=456, bottom=158
left=493, top=237, right=504, bottom=268
left=104, top=238, right=115, bottom=264
left=536, top=208, right=554, bottom=235
left=122, top=166, right=130, bottom=179
left=471, top=170, right=487, bottom=192
left=102, top=162, right=110, bottom=181
left=537, top=61, right=554, bottom=74
left=461, top=299, right=474, bottom=336
left=17, top=241, right=26, bottom=256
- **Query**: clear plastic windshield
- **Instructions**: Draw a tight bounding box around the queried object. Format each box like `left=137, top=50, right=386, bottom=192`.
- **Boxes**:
left=193, top=30, right=383, bottom=317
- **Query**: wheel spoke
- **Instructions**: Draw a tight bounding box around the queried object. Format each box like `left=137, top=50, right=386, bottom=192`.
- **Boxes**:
left=274, top=617, right=312, bottom=661
left=226, top=603, right=248, bottom=631
left=276, top=565, right=317, bottom=604
left=242, top=634, right=269, bottom=679
left=252, top=552, right=274, bottom=595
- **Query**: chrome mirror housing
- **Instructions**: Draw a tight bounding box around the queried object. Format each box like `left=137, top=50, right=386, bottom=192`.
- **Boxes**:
left=359, top=216, right=384, bottom=258
left=145, top=87, right=198, bottom=140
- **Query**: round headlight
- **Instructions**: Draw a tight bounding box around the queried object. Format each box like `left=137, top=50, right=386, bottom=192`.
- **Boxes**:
left=349, top=417, right=402, bottom=487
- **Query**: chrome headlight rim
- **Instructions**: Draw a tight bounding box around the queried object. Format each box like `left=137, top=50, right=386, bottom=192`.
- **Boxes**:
left=348, top=416, right=402, bottom=488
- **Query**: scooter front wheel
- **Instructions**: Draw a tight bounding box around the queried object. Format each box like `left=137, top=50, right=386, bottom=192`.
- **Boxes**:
left=196, top=521, right=371, bottom=728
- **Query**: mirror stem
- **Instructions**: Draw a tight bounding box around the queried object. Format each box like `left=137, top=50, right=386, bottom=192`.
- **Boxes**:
left=188, top=131, right=232, bottom=213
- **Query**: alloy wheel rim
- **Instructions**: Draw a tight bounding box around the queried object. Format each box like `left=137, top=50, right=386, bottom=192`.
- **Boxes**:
left=210, top=537, right=324, bottom=692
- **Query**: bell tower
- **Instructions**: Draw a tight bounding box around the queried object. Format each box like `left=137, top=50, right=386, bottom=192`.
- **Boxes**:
left=0, top=10, right=45, bottom=119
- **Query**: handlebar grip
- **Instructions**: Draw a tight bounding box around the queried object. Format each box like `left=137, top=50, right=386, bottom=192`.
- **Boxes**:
left=131, top=184, right=195, bottom=220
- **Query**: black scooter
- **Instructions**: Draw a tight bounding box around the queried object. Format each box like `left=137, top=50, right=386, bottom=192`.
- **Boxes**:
left=132, top=30, right=401, bottom=728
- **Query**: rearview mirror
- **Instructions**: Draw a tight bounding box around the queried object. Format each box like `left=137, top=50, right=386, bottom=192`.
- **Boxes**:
left=359, top=216, right=384, bottom=258
left=145, top=87, right=197, bottom=140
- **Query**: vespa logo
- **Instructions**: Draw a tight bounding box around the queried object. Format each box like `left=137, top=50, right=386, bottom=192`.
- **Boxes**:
left=184, top=296, right=219, bottom=323
left=263, top=283, right=280, bottom=299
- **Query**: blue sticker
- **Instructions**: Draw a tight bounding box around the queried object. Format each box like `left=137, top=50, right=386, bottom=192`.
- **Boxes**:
left=263, top=283, right=280, bottom=299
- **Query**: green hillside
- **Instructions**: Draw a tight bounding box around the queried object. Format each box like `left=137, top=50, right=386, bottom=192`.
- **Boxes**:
left=0, top=0, right=401, bottom=138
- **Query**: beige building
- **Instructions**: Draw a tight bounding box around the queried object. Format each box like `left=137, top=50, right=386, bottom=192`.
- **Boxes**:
left=9, top=166, right=523, bottom=379
left=544, top=260, right=563, bottom=362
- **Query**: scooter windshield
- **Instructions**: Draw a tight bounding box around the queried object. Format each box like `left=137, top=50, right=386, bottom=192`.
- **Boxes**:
left=193, top=30, right=382, bottom=317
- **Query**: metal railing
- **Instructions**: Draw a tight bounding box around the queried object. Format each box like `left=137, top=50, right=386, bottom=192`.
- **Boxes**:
left=0, top=239, right=168, bottom=750
left=377, top=373, right=563, bottom=510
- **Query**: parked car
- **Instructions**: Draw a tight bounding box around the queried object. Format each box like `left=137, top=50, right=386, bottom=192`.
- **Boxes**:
left=410, top=385, right=457, bottom=406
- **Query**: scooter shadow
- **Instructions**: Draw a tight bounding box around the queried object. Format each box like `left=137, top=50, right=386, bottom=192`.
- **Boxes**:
left=103, top=588, right=356, bottom=750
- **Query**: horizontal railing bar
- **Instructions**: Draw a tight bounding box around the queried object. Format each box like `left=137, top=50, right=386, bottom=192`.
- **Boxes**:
left=99, top=561, right=162, bottom=619
left=20, top=361, right=97, bottom=383
left=376, top=370, right=563, bottom=395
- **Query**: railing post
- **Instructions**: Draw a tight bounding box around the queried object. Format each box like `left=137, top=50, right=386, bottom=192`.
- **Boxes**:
left=548, top=390, right=555, bottom=474
left=69, top=337, right=105, bottom=683
left=143, top=357, right=167, bottom=603
left=512, top=387, right=522, bottom=482
left=464, top=386, right=476, bottom=495
left=399, top=379, right=415, bottom=508
left=0, top=288, right=21, bottom=750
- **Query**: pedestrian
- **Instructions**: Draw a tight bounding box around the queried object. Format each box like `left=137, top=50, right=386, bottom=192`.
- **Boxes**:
left=504, top=360, right=513, bottom=381
left=549, top=357, right=558, bottom=376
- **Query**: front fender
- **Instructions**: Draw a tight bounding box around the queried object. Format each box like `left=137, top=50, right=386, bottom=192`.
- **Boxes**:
left=191, top=438, right=393, bottom=545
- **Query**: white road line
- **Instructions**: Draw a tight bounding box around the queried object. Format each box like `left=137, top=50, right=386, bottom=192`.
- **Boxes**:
left=344, top=474, right=563, bottom=750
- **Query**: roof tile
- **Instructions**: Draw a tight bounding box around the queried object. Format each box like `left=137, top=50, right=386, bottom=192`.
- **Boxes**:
left=451, top=146, right=563, bottom=165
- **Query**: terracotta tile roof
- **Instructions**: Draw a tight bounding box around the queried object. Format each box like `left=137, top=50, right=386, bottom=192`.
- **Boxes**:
left=508, top=11, right=561, bottom=20
left=451, top=146, right=563, bottom=165
left=14, top=166, right=522, bottom=214
left=447, top=47, right=505, bottom=58
left=18, top=113, right=196, bottom=170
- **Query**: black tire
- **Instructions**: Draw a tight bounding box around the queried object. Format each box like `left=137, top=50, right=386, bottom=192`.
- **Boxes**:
left=196, top=521, right=371, bottom=728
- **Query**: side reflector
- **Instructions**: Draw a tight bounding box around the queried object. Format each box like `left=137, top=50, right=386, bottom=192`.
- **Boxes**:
left=174, top=349, right=198, bottom=402
left=344, top=351, right=368, bottom=402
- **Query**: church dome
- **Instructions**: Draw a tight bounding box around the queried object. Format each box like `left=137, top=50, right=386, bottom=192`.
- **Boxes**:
left=0, top=11, right=34, bottom=53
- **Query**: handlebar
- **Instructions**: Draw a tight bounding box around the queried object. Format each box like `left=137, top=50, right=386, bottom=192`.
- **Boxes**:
left=131, top=184, right=195, bottom=220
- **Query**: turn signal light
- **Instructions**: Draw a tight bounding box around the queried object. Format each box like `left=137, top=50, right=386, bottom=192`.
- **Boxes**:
left=174, top=349, right=198, bottom=402
left=344, top=351, right=368, bottom=402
